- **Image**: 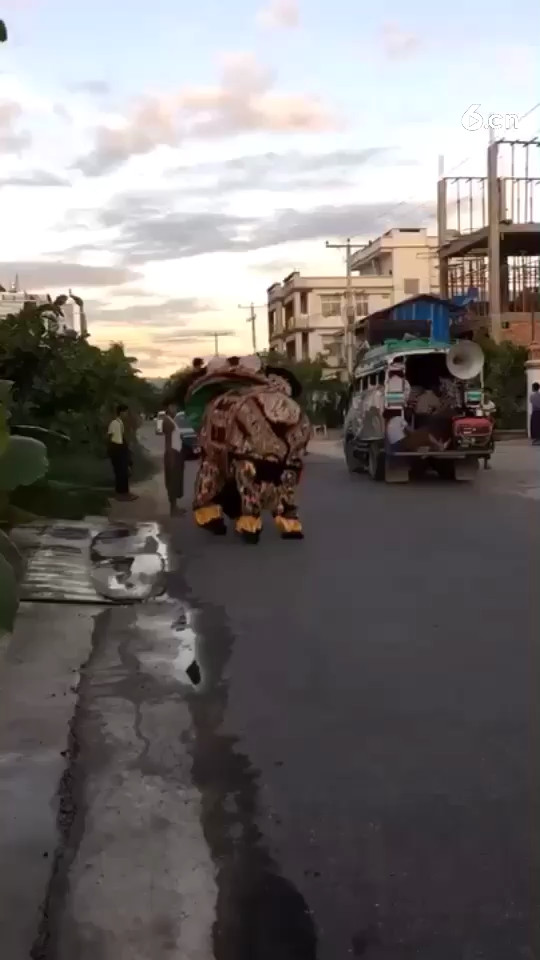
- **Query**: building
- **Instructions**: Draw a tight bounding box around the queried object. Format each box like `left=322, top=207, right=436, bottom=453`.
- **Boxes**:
left=0, top=290, right=48, bottom=321
left=437, top=138, right=540, bottom=348
left=350, top=227, right=439, bottom=301
left=0, top=283, right=88, bottom=336
left=267, top=272, right=374, bottom=368
left=266, top=228, right=439, bottom=368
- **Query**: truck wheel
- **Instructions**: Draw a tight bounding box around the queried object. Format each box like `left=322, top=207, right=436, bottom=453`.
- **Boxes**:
left=368, top=443, right=385, bottom=481
left=345, top=437, right=362, bottom=474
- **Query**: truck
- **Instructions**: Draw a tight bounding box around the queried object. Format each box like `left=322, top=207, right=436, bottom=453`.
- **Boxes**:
left=343, top=337, right=494, bottom=483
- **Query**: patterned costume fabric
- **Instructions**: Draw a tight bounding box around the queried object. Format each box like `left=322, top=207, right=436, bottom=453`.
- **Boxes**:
left=187, top=361, right=310, bottom=542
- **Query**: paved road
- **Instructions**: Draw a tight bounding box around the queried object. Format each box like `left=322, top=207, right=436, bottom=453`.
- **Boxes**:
left=166, top=442, right=539, bottom=959
left=13, top=440, right=539, bottom=959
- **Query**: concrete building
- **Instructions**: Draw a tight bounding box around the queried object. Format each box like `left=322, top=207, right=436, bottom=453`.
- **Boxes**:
left=267, top=272, right=372, bottom=368
left=437, top=138, right=540, bottom=348
left=0, top=290, right=48, bottom=321
left=0, top=285, right=88, bottom=336
left=267, top=228, right=439, bottom=368
left=350, top=227, right=439, bottom=301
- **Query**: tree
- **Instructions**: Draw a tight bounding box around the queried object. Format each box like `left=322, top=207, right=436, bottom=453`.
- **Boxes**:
left=0, top=304, right=159, bottom=450
left=478, top=336, right=528, bottom=428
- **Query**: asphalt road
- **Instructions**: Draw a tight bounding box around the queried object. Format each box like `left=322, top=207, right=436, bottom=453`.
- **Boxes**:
left=168, top=443, right=540, bottom=959
left=18, top=438, right=539, bottom=960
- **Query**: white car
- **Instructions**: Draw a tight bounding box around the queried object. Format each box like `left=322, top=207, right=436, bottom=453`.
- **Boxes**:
left=155, top=411, right=166, bottom=435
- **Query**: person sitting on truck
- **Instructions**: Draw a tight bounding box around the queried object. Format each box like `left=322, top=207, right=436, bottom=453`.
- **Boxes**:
left=385, top=411, right=447, bottom=453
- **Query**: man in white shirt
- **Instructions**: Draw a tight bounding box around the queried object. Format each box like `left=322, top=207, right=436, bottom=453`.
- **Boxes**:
left=107, top=404, right=137, bottom=501
left=385, top=412, right=447, bottom=453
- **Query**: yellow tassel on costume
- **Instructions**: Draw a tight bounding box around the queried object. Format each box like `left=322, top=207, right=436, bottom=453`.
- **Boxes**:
left=236, top=515, right=262, bottom=534
left=274, top=515, right=303, bottom=535
left=194, top=504, right=223, bottom=526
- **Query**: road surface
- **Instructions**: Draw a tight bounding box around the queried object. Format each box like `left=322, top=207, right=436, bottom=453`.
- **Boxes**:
left=6, top=439, right=540, bottom=959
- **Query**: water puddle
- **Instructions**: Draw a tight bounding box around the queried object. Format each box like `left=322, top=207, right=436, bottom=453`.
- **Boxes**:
left=135, top=601, right=202, bottom=689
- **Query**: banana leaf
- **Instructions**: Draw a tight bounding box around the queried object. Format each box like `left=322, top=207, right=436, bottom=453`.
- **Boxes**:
left=0, top=435, right=49, bottom=492
left=0, top=528, right=23, bottom=579
left=0, top=553, right=18, bottom=635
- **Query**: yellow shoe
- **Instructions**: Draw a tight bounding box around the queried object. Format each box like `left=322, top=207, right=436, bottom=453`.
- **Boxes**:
left=274, top=515, right=304, bottom=539
left=235, top=515, right=262, bottom=543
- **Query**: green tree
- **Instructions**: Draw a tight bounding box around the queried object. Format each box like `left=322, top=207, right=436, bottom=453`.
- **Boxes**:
left=478, top=337, right=528, bottom=428
left=0, top=304, right=158, bottom=451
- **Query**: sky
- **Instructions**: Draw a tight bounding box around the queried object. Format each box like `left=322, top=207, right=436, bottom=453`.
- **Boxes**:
left=0, top=0, right=539, bottom=375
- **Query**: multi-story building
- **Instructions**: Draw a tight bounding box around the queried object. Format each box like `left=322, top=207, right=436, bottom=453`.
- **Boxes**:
left=0, top=284, right=87, bottom=335
left=0, top=290, right=48, bottom=321
left=267, top=228, right=439, bottom=368
left=350, top=227, right=439, bottom=301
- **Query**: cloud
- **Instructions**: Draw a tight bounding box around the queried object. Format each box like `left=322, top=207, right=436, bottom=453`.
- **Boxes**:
left=0, top=170, right=71, bottom=187
left=68, top=80, right=111, bottom=96
left=153, top=328, right=237, bottom=344
left=92, top=297, right=214, bottom=326
left=257, top=0, right=299, bottom=29
left=381, top=22, right=421, bottom=60
left=76, top=191, right=434, bottom=263
left=76, top=53, right=336, bottom=176
left=250, top=258, right=308, bottom=275
left=0, top=100, right=31, bottom=152
left=166, top=147, right=394, bottom=194
left=0, top=261, right=140, bottom=290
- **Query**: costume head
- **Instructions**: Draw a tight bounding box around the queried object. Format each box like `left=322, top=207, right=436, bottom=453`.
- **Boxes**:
left=263, top=365, right=302, bottom=399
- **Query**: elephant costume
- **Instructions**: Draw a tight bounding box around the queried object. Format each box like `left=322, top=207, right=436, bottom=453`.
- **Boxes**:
left=185, top=357, right=311, bottom=543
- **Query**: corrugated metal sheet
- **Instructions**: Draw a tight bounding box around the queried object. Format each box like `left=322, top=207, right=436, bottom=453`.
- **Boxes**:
left=11, top=521, right=168, bottom=605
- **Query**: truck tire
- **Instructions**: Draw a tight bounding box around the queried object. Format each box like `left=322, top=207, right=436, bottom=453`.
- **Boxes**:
left=345, top=437, right=362, bottom=473
left=368, top=443, right=385, bottom=481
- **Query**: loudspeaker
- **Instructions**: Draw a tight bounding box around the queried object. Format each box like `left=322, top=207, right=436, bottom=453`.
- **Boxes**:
left=446, top=341, right=484, bottom=381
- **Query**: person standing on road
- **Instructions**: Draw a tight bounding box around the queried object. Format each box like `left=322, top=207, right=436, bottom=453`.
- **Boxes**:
left=162, top=402, right=185, bottom=516
left=530, top=382, right=540, bottom=445
left=107, top=404, right=137, bottom=501
left=482, top=389, right=497, bottom=469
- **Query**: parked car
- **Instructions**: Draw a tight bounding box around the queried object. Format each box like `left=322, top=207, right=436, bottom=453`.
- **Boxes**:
left=155, top=411, right=166, bottom=435
left=175, top=411, right=201, bottom=460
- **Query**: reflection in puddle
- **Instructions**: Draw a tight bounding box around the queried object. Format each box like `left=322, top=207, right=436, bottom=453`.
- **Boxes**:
left=89, top=524, right=168, bottom=601
left=136, top=601, right=202, bottom=688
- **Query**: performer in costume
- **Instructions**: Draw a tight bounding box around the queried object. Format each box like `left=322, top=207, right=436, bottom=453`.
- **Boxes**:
left=185, top=356, right=310, bottom=543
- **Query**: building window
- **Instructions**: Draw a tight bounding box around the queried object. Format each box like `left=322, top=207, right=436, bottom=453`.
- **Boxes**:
left=300, top=292, right=308, bottom=314
left=404, top=278, right=420, bottom=296
left=268, top=309, right=276, bottom=337
left=286, top=339, right=296, bottom=361
left=301, top=332, right=309, bottom=360
left=354, top=294, right=369, bottom=316
left=284, top=301, right=294, bottom=329
left=321, top=294, right=342, bottom=317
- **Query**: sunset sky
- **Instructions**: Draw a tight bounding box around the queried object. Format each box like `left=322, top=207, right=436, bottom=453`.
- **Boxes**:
left=0, top=0, right=538, bottom=375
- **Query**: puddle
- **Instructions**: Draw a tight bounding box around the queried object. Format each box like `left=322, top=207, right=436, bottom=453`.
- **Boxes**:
left=88, top=524, right=168, bottom=602
left=136, top=601, right=202, bottom=688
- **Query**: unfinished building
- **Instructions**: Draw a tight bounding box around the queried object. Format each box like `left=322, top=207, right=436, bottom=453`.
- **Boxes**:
left=437, top=138, right=540, bottom=346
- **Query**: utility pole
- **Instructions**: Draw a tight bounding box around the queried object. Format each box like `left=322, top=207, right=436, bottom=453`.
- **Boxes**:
left=325, top=238, right=366, bottom=379
left=207, top=331, right=233, bottom=355
left=487, top=130, right=502, bottom=344
left=238, top=302, right=264, bottom=353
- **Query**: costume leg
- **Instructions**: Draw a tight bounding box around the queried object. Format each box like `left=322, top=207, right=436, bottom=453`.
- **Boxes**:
left=274, top=464, right=304, bottom=539
left=193, top=457, right=227, bottom=535
left=232, top=459, right=263, bottom=542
